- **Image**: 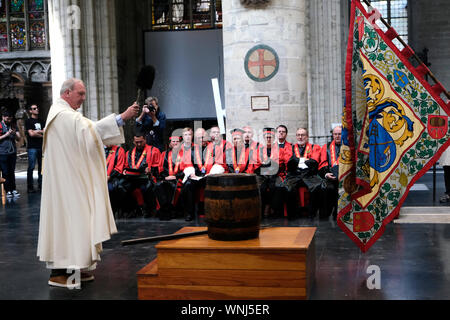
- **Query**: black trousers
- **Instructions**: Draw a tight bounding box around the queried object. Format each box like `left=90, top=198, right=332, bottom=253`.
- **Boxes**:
left=278, top=173, right=322, bottom=218
left=257, top=175, right=284, bottom=214
left=183, top=178, right=205, bottom=218
left=319, top=178, right=339, bottom=218
left=0, top=153, right=17, bottom=193
left=154, top=179, right=195, bottom=219
left=444, top=166, right=450, bottom=195
left=120, top=176, right=156, bottom=215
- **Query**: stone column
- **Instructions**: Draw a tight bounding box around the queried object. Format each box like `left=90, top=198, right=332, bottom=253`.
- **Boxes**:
left=306, top=0, right=345, bottom=145
left=48, top=0, right=119, bottom=120
left=222, top=0, right=309, bottom=142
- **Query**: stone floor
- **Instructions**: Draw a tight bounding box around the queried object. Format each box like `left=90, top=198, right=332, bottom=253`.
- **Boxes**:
left=1, top=166, right=450, bottom=302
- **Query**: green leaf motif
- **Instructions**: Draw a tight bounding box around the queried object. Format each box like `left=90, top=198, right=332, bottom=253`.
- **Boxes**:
left=420, top=108, right=427, bottom=116
left=377, top=53, right=385, bottom=61
left=367, top=38, right=376, bottom=48
left=420, top=93, right=428, bottom=100
left=387, top=74, right=393, bottom=82
left=379, top=42, right=387, bottom=51
left=411, top=90, right=418, bottom=99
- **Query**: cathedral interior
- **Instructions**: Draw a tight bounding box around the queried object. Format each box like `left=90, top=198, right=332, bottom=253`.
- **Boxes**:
left=1, top=0, right=450, bottom=305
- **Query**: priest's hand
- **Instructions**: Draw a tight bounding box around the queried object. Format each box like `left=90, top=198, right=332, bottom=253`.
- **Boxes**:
left=120, top=102, right=140, bottom=122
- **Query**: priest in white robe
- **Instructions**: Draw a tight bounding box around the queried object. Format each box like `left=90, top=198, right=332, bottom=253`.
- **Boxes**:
left=37, top=78, right=139, bottom=288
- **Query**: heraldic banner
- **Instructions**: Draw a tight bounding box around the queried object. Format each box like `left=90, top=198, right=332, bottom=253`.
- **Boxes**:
left=338, top=0, right=450, bottom=252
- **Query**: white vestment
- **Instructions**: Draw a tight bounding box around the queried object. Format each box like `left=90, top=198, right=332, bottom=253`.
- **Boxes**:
left=37, top=98, right=124, bottom=270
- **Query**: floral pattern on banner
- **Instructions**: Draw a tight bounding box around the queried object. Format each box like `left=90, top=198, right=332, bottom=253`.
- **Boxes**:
left=338, top=0, right=450, bottom=252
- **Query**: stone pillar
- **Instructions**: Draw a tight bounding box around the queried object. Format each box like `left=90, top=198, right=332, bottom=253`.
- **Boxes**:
left=306, top=0, right=344, bottom=145
left=222, top=0, right=309, bottom=142
left=48, top=0, right=119, bottom=120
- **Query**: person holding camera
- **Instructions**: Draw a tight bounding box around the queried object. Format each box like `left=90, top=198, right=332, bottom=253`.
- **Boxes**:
left=0, top=108, right=21, bottom=199
left=135, top=97, right=166, bottom=152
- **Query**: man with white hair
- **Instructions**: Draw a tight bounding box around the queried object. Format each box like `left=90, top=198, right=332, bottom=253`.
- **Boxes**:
left=281, top=128, right=322, bottom=219
left=37, top=78, right=139, bottom=289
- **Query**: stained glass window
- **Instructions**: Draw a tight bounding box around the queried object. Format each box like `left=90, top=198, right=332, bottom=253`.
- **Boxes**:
left=29, top=0, right=44, bottom=19
left=28, top=0, right=45, bottom=48
left=1, top=0, right=6, bottom=20
left=0, top=23, right=7, bottom=52
left=29, top=20, right=44, bottom=48
left=10, top=0, right=24, bottom=13
left=0, top=0, right=48, bottom=52
left=10, top=21, right=25, bottom=49
left=151, top=0, right=222, bottom=31
left=28, top=0, right=43, bottom=11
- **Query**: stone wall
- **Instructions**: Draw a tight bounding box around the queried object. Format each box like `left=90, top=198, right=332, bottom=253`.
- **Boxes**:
left=409, top=0, right=450, bottom=94
left=306, top=0, right=345, bottom=145
left=222, top=0, right=346, bottom=144
left=48, top=0, right=119, bottom=120
left=222, top=0, right=309, bottom=143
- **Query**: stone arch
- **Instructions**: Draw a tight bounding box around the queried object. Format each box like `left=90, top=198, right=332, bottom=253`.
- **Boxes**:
left=10, top=62, right=28, bottom=77
left=29, top=61, right=47, bottom=82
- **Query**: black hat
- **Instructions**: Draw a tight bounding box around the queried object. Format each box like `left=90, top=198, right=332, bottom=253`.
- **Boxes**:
left=230, top=128, right=244, bottom=136
left=263, top=127, right=275, bottom=135
left=169, top=136, right=181, bottom=141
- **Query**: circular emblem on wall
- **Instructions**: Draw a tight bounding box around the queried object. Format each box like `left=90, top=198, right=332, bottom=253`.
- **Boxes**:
left=244, top=45, right=279, bottom=82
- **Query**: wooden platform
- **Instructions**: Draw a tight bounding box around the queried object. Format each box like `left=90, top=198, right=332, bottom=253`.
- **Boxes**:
left=137, top=226, right=316, bottom=300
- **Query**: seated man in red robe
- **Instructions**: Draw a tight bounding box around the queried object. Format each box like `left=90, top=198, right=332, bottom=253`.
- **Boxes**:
left=281, top=128, right=322, bottom=218
left=243, top=125, right=260, bottom=157
left=205, top=126, right=232, bottom=173
left=226, top=128, right=257, bottom=174
left=254, top=127, right=287, bottom=217
left=276, top=125, right=293, bottom=178
left=123, top=133, right=161, bottom=217
left=155, top=135, right=183, bottom=220
left=318, top=125, right=342, bottom=220
left=104, top=144, right=126, bottom=216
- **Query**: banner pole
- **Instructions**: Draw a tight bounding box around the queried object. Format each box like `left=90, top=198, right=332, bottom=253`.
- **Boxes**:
left=362, top=0, right=450, bottom=99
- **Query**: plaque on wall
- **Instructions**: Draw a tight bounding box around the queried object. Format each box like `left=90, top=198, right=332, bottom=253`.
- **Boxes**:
left=251, top=96, right=270, bottom=111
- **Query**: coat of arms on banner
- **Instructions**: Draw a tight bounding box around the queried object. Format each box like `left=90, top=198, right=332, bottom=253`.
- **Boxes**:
left=338, top=0, right=450, bottom=252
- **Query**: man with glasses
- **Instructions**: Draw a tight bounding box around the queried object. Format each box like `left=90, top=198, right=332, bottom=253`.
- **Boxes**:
left=280, top=128, right=322, bottom=218
left=25, top=105, right=45, bottom=193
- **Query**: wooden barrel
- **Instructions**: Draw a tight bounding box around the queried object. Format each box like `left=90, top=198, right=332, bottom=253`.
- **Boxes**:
left=205, top=173, right=261, bottom=241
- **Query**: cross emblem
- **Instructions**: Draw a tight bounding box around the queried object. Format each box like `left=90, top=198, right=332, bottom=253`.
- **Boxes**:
left=245, top=45, right=279, bottom=82
left=394, top=70, right=409, bottom=88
